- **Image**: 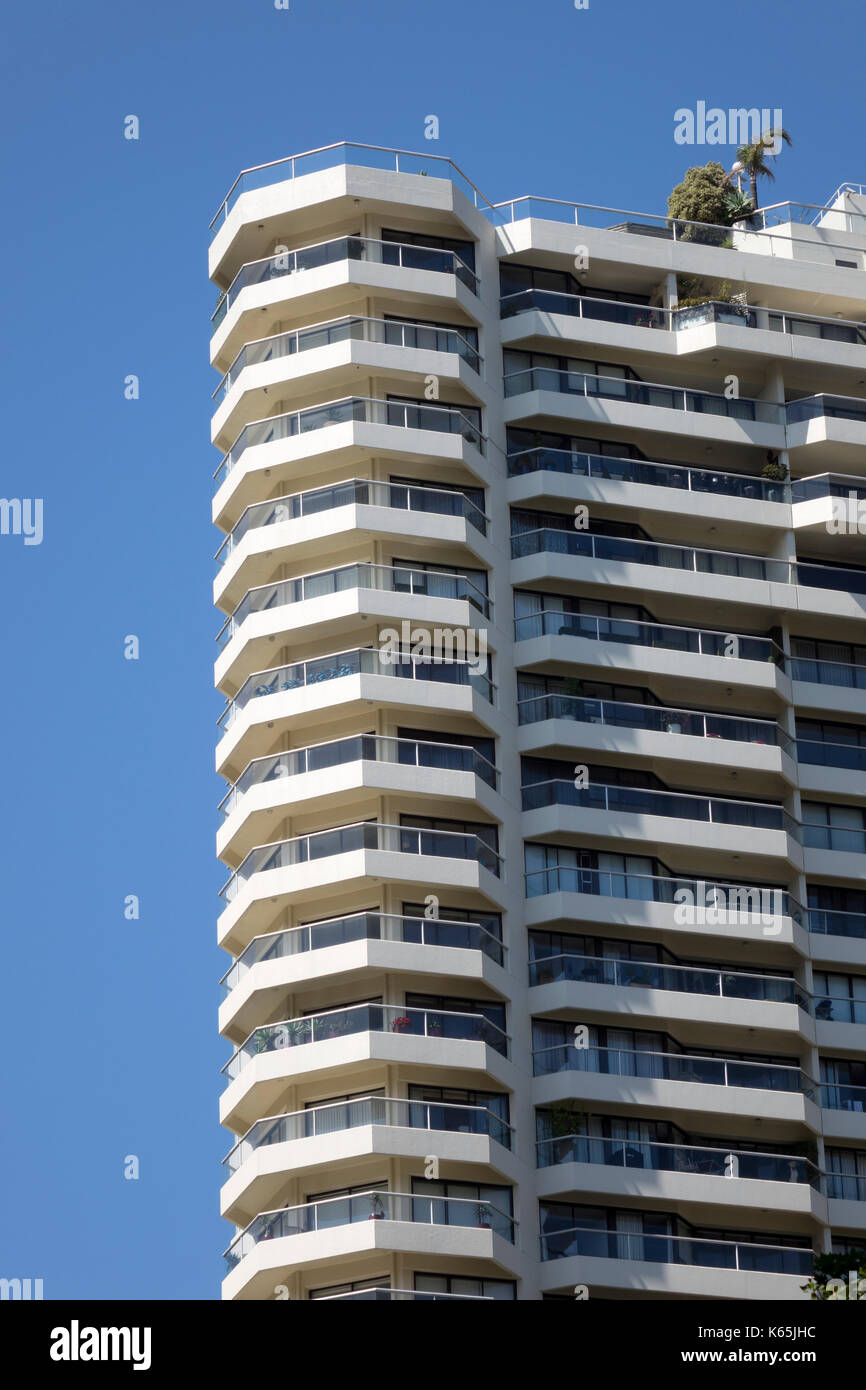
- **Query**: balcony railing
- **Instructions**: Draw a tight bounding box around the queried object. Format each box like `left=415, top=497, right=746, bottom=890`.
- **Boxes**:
left=220, top=820, right=502, bottom=902
left=821, top=1082, right=866, bottom=1112
left=797, top=739, right=866, bottom=771
left=809, top=907, right=866, bottom=940
left=793, top=559, right=866, bottom=596
left=215, top=478, right=487, bottom=568
left=223, top=1003, right=509, bottom=1081
left=537, top=1133, right=820, bottom=1188
left=504, top=366, right=785, bottom=426
left=521, top=778, right=798, bottom=838
left=218, top=646, right=494, bottom=732
left=539, top=1223, right=812, bottom=1276
left=216, top=561, right=490, bottom=648
left=220, top=910, right=505, bottom=992
left=826, top=1172, right=866, bottom=1201
left=224, top=1189, right=515, bottom=1271
left=214, top=395, right=485, bottom=489
left=224, top=1095, right=513, bottom=1173
left=792, top=473, right=866, bottom=503
left=514, top=608, right=782, bottom=667
left=788, top=393, right=866, bottom=426
left=511, top=527, right=791, bottom=583
left=803, top=823, right=866, bottom=854
left=211, top=142, right=494, bottom=229
left=815, top=995, right=866, bottom=1025
left=501, top=288, right=671, bottom=329
left=529, top=952, right=806, bottom=1007
left=788, top=656, right=866, bottom=690
left=532, top=1042, right=813, bottom=1097
left=507, top=445, right=787, bottom=502
left=315, top=1288, right=494, bottom=1300
left=219, top=734, right=499, bottom=817
left=525, top=864, right=803, bottom=925
left=518, top=691, right=790, bottom=751
left=212, top=231, right=477, bottom=326
left=214, top=314, right=481, bottom=398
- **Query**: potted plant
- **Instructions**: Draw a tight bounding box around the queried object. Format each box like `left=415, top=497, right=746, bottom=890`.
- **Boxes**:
left=476, top=1202, right=491, bottom=1229
left=369, top=1193, right=386, bottom=1220
left=391, top=1014, right=411, bottom=1034
left=761, top=455, right=789, bottom=502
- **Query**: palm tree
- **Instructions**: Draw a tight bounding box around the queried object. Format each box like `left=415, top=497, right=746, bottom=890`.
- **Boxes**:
left=736, top=129, right=792, bottom=211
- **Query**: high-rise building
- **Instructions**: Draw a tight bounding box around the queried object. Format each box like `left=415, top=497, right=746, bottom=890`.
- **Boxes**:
left=211, top=144, right=866, bottom=1301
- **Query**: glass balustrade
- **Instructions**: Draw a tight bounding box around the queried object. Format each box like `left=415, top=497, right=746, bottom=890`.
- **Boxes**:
left=224, top=1190, right=515, bottom=1271
left=214, top=396, right=484, bottom=488
left=215, top=479, right=487, bottom=568
left=215, top=315, right=481, bottom=396
left=539, top=1224, right=812, bottom=1275
left=809, top=908, right=866, bottom=939
left=513, top=609, right=781, bottom=666
left=511, top=527, right=791, bottom=582
left=506, top=446, right=786, bottom=501
left=529, top=952, right=804, bottom=1006
left=524, top=864, right=802, bottom=924
left=536, top=1134, right=819, bottom=1187
left=521, top=778, right=796, bottom=837
left=788, top=394, right=866, bottom=426
left=803, top=824, right=866, bottom=853
left=216, top=562, right=490, bottom=648
left=789, top=656, right=866, bottom=689
left=532, top=1043, right=812, bottom=1097
left=518, top=692, right=788, bottom=750
left=224, top=1096, right=513, bottom=1173
left=219, top=735, right=498, bottom=817
left=223, top=1003, right=509, bottom=1081
left=797, top=740, right=866, bottom=770
left=504, top=367, right=784, bottom=425
left=218, top=647, right=494, bottom=732
left=821, top=1082, right=866, bottom=1112
left=221, top=911, right=505, bottom=992
left=220, top=821, right=502, bottom=902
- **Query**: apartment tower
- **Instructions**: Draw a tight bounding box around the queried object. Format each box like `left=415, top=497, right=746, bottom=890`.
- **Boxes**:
left=211, top=145, right=866, bottom=1300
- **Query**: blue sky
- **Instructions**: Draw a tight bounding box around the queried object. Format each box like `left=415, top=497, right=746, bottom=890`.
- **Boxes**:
left=0, top=0, right=861, bottom=1300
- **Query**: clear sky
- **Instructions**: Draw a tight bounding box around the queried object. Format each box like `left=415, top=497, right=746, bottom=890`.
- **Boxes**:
left=0, top=0, right=861, bottom=1300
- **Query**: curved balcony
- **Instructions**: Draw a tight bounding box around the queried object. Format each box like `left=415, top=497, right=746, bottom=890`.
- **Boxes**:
left=529, top=951, right=806, bottom=1008
left=518, top=691, right=790, bottom=758
left=215, top=478, right=487, bottom=574
left=215, top=563, right=490, bottom=680
left=212, top=233, right=477, bottom=332
left=224, top=1190, right=515, bottom=1276
left=225, top=1095, right=512, bottom=1178
left=533, top=1042, right=812, bottom=1097
left=223, top=1004, right=509, bottom=1087
left=222, top=912, right=505, bottom=995
left=537, top=1132, right=819, bottom=1189
left=539, top=1224, right=812, bottom=1278
left=215, top=313, right=481, bottom=404
left=507, top=444, right=787, bottom=504
left=214, top=396, right=486, bottom=493
left=220, top=821, right=502, bottom=925
left=504, top=365, right=785, bottom=428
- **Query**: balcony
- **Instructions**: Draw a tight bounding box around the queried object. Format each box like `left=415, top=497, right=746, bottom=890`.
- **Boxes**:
left=529, top=951, right=806, bottom=1008
left=224, top=1003, right=509, bottom=1086
left=313, top=1287, right=494, bottom=1300
left=220, top=735, right=499, bottom=819
left=821, top=1082, right=866, bottom=1113
left=222, top=911, right=505, bottom=993
left=215, top=478, right=487, bottom=573
left=225, top=1094, right=513, bottom=1177
left=809, top=907, right=866, bottom=941
left=537, top=1132, right=819, bottom=1189
left=798, top=739, right=866, bottom=771
left=512, top=526, right=789, bottom=585
left=218, top=646, right=494, bottom=737
left=526, top=863, right=803, bottom=928
left=224, top=1189, right=516, bottom=1276
left=533, top=1042, right=812, bottom=1097
left=212, top=233, right=478, bottom=330
left=214, top=314, right=481, bottom=402
left=503, top=365, right=785, bottom=428
left=539, top=1224, right=813, bottom=1277
left=214, top=396, right=486, bottom=492
left=522, top=778, right=798, bottom=839
left=518, top=691, right=790, bottom=755
left=507, top=445, right=787, bottom=504
left=804, top=823, right=866, bottom=854
left=216, top=560, right=490, bottom=652
left=220, top=820, right=502, bottom=905
left=788, top=393, right=866, bottom=426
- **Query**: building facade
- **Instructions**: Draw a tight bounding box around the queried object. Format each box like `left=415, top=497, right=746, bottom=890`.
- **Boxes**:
left=211, top=145, right=866, bottom=1300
